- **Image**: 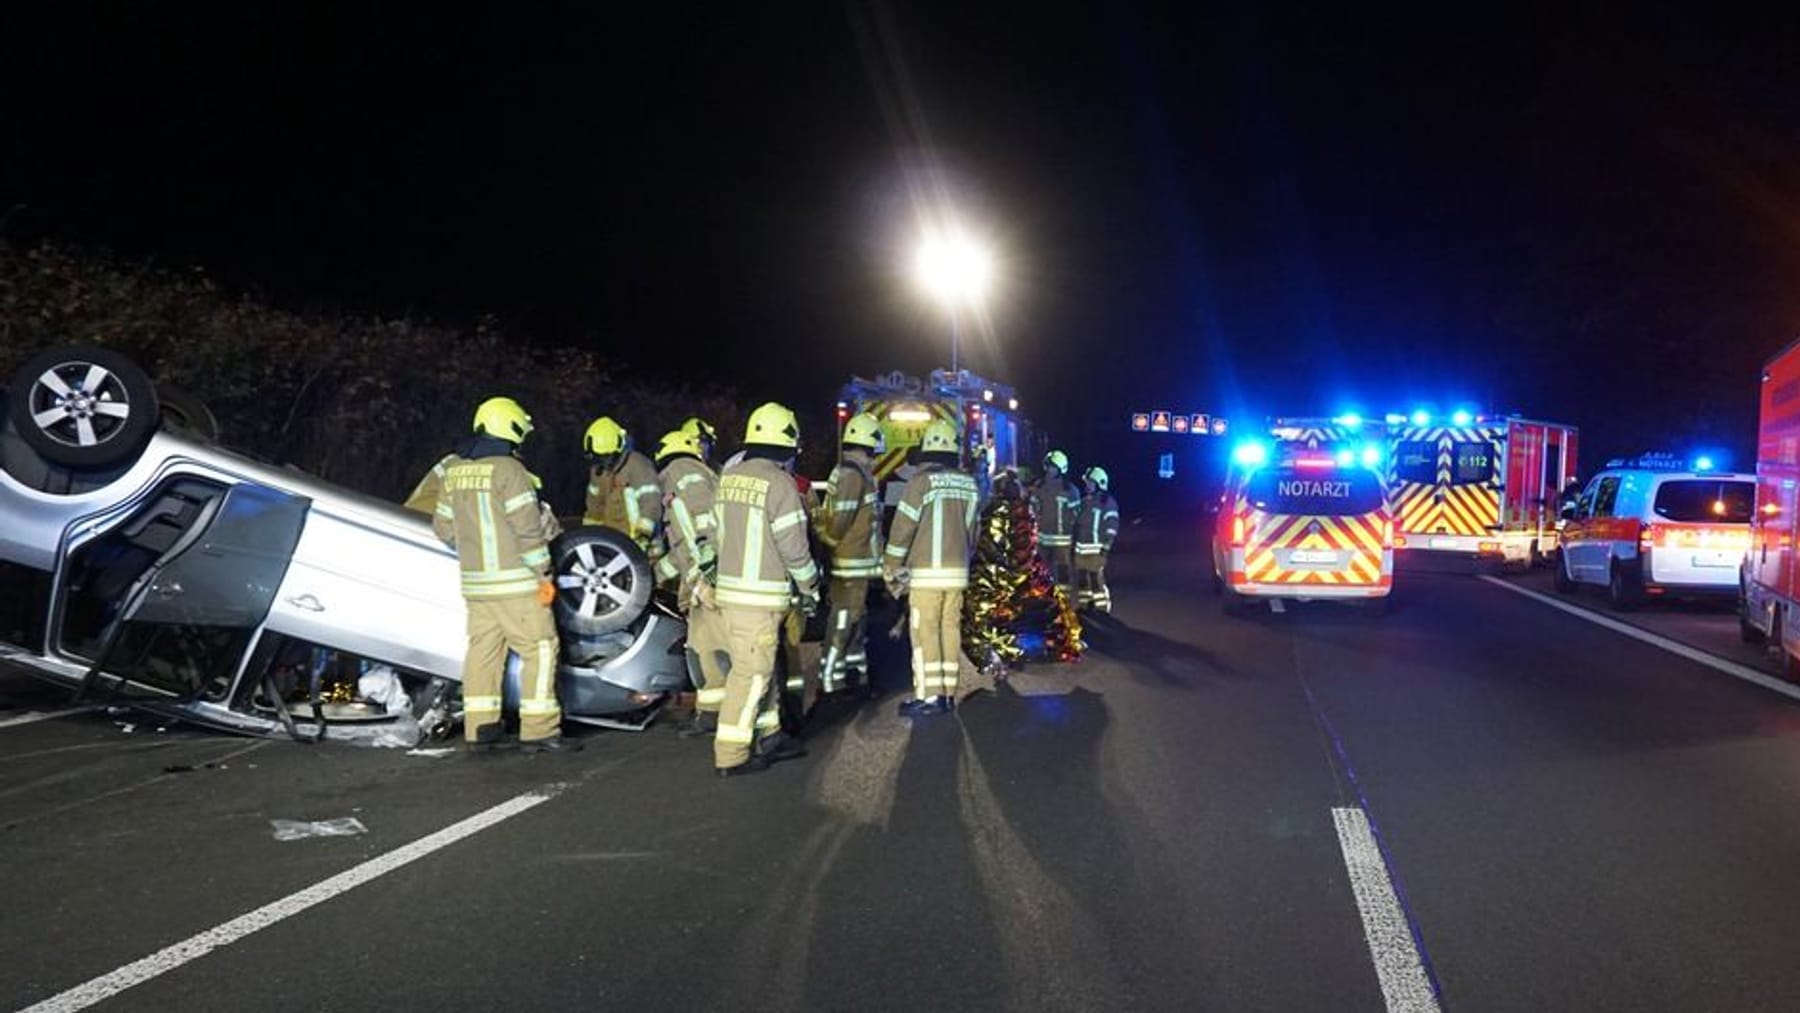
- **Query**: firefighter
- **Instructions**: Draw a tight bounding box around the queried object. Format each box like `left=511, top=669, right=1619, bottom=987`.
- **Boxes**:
left=680, top=415, right=718, bottom=461
left=654, top=429, right=727, bottom=738
left=402, top=453, right=456, bottom=514
left=1074, top=466, right=1121, bottom=613
left=582, top=417, right=664, bottom=554
left=1033, top=449, right=1081, bottom=594
left=432, top=397, right=580, bottom=753
left=710, top=402, right=817, bottom=777
left=885, top=419, right=980, bottom=717
left=815, top=411, right=883, bottom=696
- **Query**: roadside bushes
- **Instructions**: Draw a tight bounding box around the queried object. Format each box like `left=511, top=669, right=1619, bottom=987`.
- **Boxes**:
left=0, top=242, right=744, bottom=513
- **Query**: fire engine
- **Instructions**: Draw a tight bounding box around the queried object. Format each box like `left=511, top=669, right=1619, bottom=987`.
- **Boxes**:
left=1211, top=438, right=1395, bottom=612
left=1268, top=411, right=1579, bottom=567
left=836, top=369, right=1035, bottom=505
left=1742, top=340, right=1800, bottom=676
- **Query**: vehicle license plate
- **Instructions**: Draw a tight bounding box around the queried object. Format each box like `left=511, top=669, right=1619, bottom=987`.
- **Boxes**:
left=1290, top=550, right=1339, bottom=565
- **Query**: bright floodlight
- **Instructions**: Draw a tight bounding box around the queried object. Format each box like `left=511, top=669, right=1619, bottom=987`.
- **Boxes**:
left=915, top=231, right=994, bottom=305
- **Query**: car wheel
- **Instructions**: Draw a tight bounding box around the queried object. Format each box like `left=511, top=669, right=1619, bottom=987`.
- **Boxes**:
left=1553, top=553, right=1577, bottom=593
left=7, top=344, right=159, bottom=468
left=551, top=526, right=654, bottom=636
left=1608, top=562, right=1643, bottom=611
left=156, top=383, right=221, bottom=443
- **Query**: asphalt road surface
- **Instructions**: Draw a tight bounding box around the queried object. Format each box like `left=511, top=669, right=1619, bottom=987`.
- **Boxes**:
left=6, top=526, right=1800, bottom=1012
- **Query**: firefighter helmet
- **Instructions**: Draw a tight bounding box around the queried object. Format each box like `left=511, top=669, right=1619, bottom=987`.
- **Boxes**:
left=680, top=416, right=717, bottom=445
left=656, top=429, right=702, bottom=461
left=1084, top=466, right=1109, bottom=491
left=472, top=397, right=532, bottom=444
left=921, top=419, right=959, bottom=454
left=842, top=411, right=883, bottom=450
left=745, top=402, right=800, bottom=448
left=1045, top=449, right=1070, bottom=474
left=584, top=416, right=628, bottom=456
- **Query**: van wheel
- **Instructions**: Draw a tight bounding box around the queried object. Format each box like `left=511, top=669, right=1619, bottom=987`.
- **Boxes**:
left=1553, top=554, right=1577, bottom=593
left=7, top=344, right=159, bottom=469
left=1608, top=562, right=1643, bottom=611
left=1740, top=589, right=1767, bottom=645
left=551, top=526, right=653, bottom=636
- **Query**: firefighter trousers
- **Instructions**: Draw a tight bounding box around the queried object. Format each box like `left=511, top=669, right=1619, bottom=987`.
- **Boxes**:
left=819, top=576, right=870, bottom=692
left=1076, top=551, right=1110, bottom=611
left=1041, top=543, right=1075, bottom=593
left=463, top=595, right=561, bottom=743
left=685, top=601, right=728, bottom=714
left=715, top=606, right=784, bottom=769
left=909, top=587, right=964, bottom=701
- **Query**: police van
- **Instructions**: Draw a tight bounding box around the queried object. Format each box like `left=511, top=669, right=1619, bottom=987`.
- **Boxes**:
left=1211, top=440, right=1395, bottom=613
left=1556, top=453, right=1754, bottom=608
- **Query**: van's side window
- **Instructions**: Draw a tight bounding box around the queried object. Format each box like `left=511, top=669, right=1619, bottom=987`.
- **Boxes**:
left=1592, top=476, right=1622, bottom=518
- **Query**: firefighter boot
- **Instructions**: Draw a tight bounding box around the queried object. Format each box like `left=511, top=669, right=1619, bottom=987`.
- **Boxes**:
left=522, top=735, right=585, bottom=754
left=717, top=753, right=772, bottom=779
left=676, top=711, right=718, bottom=739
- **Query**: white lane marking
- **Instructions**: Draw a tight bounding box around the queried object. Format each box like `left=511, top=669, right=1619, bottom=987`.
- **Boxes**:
left=18, top=782, right=570, bottom=1013
left=0, top=707, right=96, bottom=730
left=1477, top=576, right=1800, bottom=705
left=1332, top=807, right=1441, bottom=1013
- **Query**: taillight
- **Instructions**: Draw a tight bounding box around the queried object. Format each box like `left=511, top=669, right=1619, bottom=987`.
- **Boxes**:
left=1230, top=515, right=1246, bottom=547
left=1639, top=524, right=1657, bottom=551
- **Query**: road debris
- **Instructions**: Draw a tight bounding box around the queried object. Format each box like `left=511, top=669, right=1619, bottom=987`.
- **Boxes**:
left=270, top=817, right=369, bottom=841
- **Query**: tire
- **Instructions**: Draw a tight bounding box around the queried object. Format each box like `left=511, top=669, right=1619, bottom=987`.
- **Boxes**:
left=1741, top=587, right=1768, bottom=645
left=550, top=526, right=654, bottom=636
left=1608, top=562, right=1643, bottom=611
left=1553, top=553, right=1577, bottom=593
left=156, top=384, right=221, bottom=443
left=7, top=344, right=159, bottom=468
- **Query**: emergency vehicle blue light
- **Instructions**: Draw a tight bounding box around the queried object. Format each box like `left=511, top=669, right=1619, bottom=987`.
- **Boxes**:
left=1232, top=441, right=1268, bottom=468
left=1334, top=448, right=1354, bottom=466
left=1360, top=445, right=1383, bottom=468
left=1411, top=410, right=1431, bottom=427
left=1334, top=413, right=1363, bottom=429
left=1694, top=455, right=1715, bottom=472
left=1385, top=413, right=1407, bottom=425
left=1451, top=409, right=1474, bottom=426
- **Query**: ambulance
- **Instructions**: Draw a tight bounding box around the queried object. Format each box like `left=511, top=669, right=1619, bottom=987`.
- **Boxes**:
left=1742, top=340, right=1800, bottom=675
left=1210, top=439, right=1395, bottom=612
left=836, top=369, right=1034, bottom=507
left=1269, top=412, right=1579, bottom=567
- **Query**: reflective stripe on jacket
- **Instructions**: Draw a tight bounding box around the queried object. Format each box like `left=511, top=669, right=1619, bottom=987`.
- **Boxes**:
left=818, top=452, right=883, bottom=578
left=1074, top=492, right=1120, bottom=555
left=584, top=450, right=663, bottom=539
left=432, top=455, right=553, bottom=600
left=658, top=456, right=718, bottom=591
left=1032, top=474, right=1081, bottom=546
left=713, top=458, right=819, bottom=610
left=886, top=464, right=980, bottom=589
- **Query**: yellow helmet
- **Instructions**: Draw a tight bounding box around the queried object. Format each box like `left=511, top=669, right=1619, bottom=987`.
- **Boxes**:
left=656, top=429, right=702, bottom=460
left=744, top=402, right=799, bottom=448
left=1084, top=466, right=1109, bottom=491
left=842, top=411, right=882, bottom=450
left=680, top=416, right=717, bottom=444
left=921, top=418, right=960, bottom=454
left=584, top=416, right=628, bottom=456
left=472, top=397, right=532, bottom=444
left=1045, top=449, right=1070, bottom=474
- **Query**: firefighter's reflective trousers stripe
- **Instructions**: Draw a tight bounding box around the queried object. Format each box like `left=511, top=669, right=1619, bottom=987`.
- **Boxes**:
left=463, top=595, right=561, bottom=742
left=782, top=607, right=808, bottom=694
left=909, top=588, right=963, bottom=701
left=686, top=602, right=729, bottom=714
left=1076, top=550, right=1111, bottom=610
left=715, top=606, right=783, bottom=768
left=1041, top=543, right=1075, bottom=592
left=819, top=576, right=869, bottom=692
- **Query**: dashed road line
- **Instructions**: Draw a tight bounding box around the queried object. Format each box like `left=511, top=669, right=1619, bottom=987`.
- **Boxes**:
left=16, top=782, right=571, bottom=1013
left=1477, top=576, right=1800, bottom=705
left=1332, top=807, right=1443, bottom=1013
left=0, top=707, right=96, bottom=730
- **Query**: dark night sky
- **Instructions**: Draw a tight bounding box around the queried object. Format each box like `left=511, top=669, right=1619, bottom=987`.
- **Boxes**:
left=5, top=2, right=1799, bottom=469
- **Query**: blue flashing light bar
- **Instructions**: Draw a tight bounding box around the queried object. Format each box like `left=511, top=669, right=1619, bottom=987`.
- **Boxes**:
left=1694, top=455, right=1715, bottom=472
left=1360, top=445, right=1383, bottom=469
left=1334, top=448, right=1355, bottom=467
left=1232, top=440, right=1268, bottom=468
left=1385, top=413, right=1407, bottom=425
left=1333, top=413, right=1363, bottom=429
left=1451, top=409, right=1474, bottom=426
left=1411, top=410, right=1432, bottom=427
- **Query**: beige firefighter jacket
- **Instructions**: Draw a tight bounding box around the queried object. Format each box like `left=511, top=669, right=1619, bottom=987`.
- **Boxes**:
left=656, top=455, right=718, bottom=593
left=885, top=463, right=980, bottom=590
left=432, top=453, right=553, bottom=600
left=584, top=450, right=663, bottom=542
left=817, top=451, right=883, bottom=578
left=1075, top=491, right=1121, bottom=556
left=1032, top=472, right=1081, bottom=547
left=712, top=456, right=819, bottom=611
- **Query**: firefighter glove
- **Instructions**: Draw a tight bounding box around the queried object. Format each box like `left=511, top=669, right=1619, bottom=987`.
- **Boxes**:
left=536, top=579, right=557, bottom=608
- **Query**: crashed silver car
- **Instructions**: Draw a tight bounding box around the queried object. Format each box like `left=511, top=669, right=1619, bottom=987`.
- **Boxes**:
left=0, top=344, right=688, bottom=742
